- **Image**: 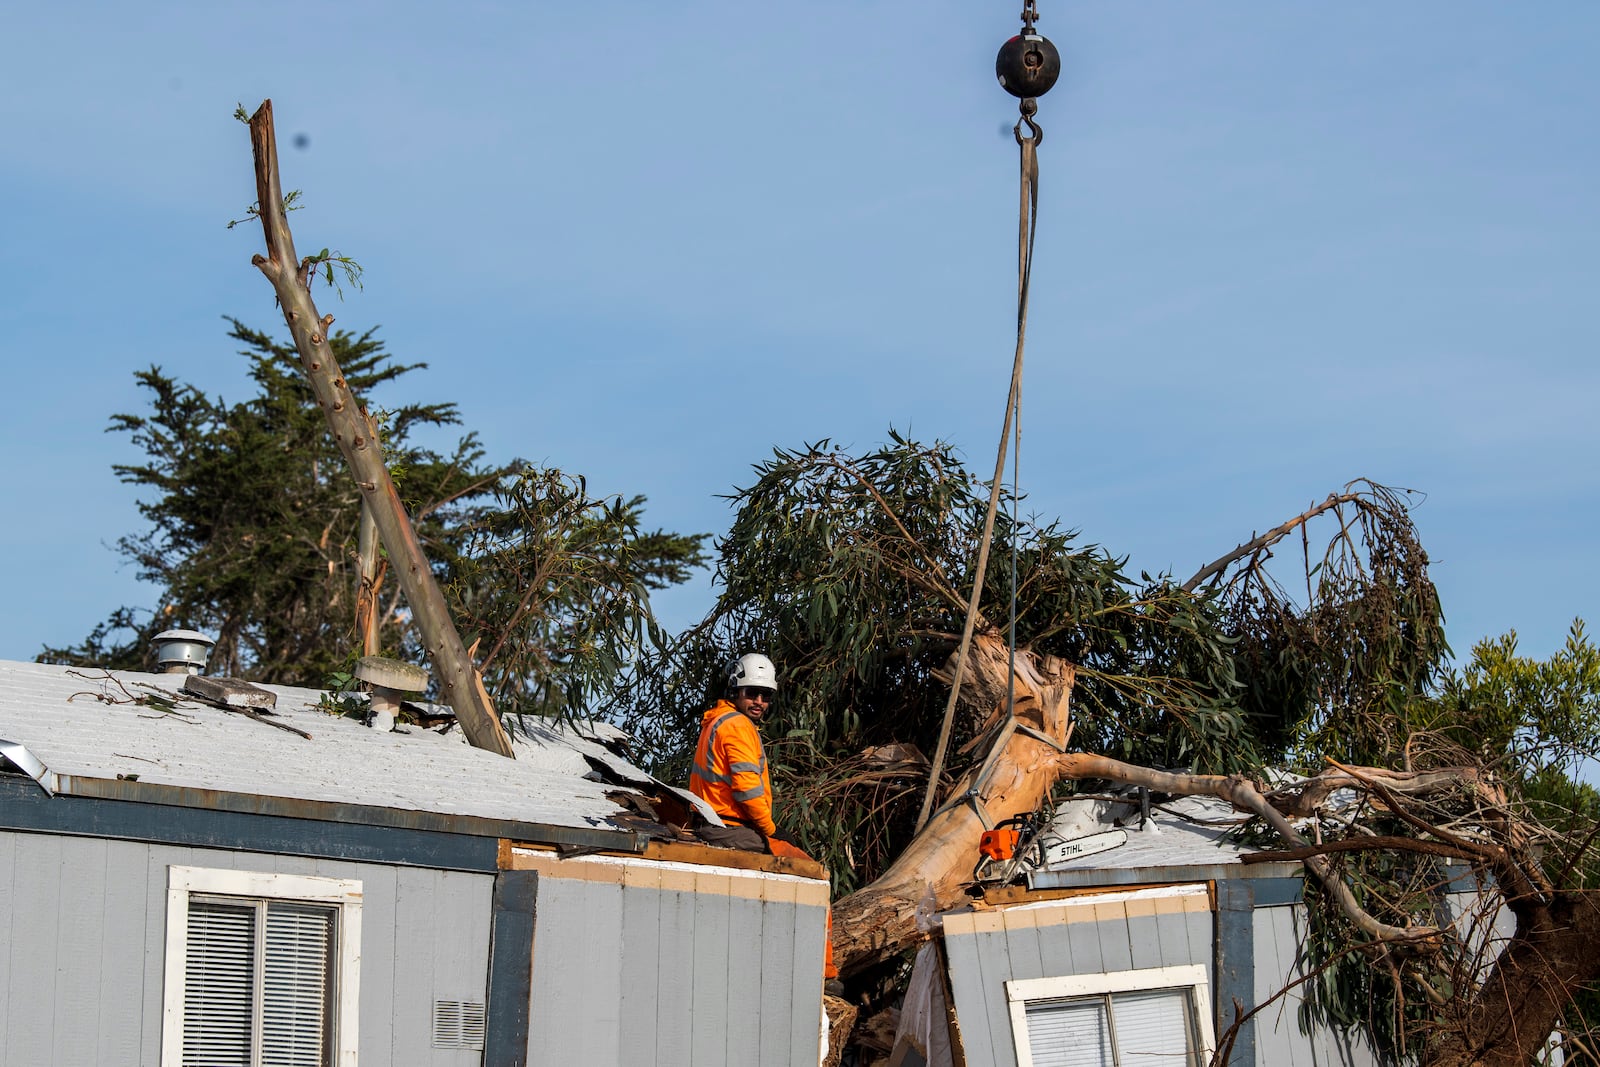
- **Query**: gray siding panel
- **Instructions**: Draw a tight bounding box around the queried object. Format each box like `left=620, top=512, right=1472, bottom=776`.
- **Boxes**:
left=619, top=874, right=663, bottom=1067
left=1250, top=904, right=1299, bottom=1067
left=1065, top=913, right=1104, bottom=972
left=944, top=903, right=1218, bottom=1067
left=52, top=835, right=108, bottom=1067
left=356, top=861, right=399, bottom=1067
left=1130, top=910, right=1165, bottom=971
left=585, top=876, right=627, bottom=1065
left=1006, top=919, right=1046, bottom=983
left=390, top=867, right=435, bottom=1061
left=691, top=887, right=733, bottom=1066
left=786, top=894, right=827, bottom=1067
left=522, top=859, right=827, bottom=1067
left=1250, top=904, right=1381, bottom=1067
left=724, top=893, right=767, bottom=1063
left=757, top=888, right=800, bottom=1067
left=0, top=832, right=13, bottom=1055
left=6, top=833, right=63, bottom=1065
left=528, top=874, right=610, bottom=1066
left=944, top=923, right=997, bottom=1067
left=0, top=830, right=493, bottom=1067
left=1095, top=912, right=1136, bottom=973
left=1037, top=912, right=1074, bottom=978
left=141, top=844, right=188, bottom=1065
left=1185, top=909, right=1214, bottom=978
left=1153, top=909, right=1189, bottom=970
left=973, top=925, right=1020, bottom=1067
left=656, top=881, right=698, bottom=1066
left=428, top=868, right=497, bottom=1066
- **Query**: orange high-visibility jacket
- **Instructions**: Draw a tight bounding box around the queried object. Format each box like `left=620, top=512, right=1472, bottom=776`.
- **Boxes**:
left=688, top=700, right=776, bottom=837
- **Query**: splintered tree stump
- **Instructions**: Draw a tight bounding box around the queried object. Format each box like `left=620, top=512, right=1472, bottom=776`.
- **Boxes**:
left=832, top=633, right=1074, bottom=975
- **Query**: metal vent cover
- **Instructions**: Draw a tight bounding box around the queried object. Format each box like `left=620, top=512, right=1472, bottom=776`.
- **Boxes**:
left=0, top=739, right=55, bottom=795
left=432, top=999, right=487, bottom=1050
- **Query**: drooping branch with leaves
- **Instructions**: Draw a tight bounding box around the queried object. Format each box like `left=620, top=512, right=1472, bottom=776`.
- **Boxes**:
left=1189, top=479, right=1452, bottom=769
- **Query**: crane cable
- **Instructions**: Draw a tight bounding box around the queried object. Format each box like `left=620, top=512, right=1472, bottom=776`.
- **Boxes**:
left=915, top=101, right=1045, bottom=833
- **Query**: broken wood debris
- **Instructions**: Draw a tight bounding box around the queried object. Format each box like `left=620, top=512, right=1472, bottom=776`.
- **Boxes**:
left=182, top=674, right=278, bottom=710
left=224, top=706, right=313, bottom=740
left=65, top=669, right=199, bottom=716
left=175, top=675, right=312, bottom=739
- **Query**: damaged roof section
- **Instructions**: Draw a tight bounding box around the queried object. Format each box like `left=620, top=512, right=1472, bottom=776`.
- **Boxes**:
left=1024, top=792, right=1303, bottom=890
left=0, top=658, right=703, bottom=850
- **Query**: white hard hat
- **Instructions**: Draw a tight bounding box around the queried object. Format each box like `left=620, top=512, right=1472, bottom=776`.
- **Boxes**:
left=727, top=653, right=778, bottom=693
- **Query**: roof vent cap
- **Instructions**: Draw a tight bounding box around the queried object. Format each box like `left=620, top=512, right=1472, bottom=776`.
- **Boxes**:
left=354, top=655, right=430, bottom=733
left=151, top=629, right=216, bottom=675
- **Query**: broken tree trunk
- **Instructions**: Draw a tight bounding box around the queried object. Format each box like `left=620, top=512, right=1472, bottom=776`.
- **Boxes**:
left=245, top=100, right=512, bottom=757
left=833, top=637, right=1432, bottom=976
left=1425, top=890, right=1600, bottom=1067
left=833, top=632, right=1074, bottom=975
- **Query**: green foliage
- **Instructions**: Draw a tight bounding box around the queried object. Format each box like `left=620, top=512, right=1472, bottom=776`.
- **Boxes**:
left=44, top=321, right=704, bottom=720
left=226, top=189, right=304, bottom=231
left=1424, top=622, right=1600, bottom=785
left=41, top=320, right=485, bottom=681
left=613, top=433, right=1251, bottom=890
left=445, top=467, right=706, bottom=717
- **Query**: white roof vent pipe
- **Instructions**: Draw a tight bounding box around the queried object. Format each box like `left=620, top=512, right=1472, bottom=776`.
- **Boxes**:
left=151, top=629, right=216, bottom=675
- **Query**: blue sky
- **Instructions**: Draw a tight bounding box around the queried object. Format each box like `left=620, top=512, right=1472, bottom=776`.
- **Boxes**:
left=2, top=2, right=1596, bottom=667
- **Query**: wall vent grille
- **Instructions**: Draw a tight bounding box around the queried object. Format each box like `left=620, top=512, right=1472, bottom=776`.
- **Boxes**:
left=432, top=999, right=487, bottom=1050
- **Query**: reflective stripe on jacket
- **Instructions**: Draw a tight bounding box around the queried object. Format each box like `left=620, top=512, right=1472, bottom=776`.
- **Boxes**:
left=688, top=699, right=776, bottom=837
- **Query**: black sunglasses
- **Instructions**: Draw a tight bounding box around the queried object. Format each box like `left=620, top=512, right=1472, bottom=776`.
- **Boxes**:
left=736, top=687, right=775, bottom=702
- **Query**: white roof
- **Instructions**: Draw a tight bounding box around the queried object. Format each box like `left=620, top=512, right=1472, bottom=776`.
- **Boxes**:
left=0, top=659, right=678, bottom=841
left=1026, top=793, right=1301, bottom=889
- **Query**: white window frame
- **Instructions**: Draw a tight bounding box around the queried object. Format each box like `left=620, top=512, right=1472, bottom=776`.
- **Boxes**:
left=1005, top=964, right=1216, bottom=1067
left=161, top=865, right=363, bottom=1067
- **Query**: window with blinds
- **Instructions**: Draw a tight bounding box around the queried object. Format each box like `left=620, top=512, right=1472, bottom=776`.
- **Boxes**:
left=163, top=867, right=363, bottom=1067
left=1006, top=964, right=1215, bottom=1067
left=1022, top=988, right=1197, bottom=1067
left=182, top=897, right=336, bottom=1067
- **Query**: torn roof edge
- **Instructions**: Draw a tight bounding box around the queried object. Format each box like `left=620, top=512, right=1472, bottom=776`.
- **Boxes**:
left=0, top=738, right=55, bottom=795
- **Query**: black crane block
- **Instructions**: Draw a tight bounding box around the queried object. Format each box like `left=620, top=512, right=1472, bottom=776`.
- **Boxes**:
left=995, top=32, right=1061, bottom=100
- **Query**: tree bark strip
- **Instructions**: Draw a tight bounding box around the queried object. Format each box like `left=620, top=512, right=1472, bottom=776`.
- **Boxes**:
left=245, top=100, right=512, bottom=757
left=355, top=500, right=385, bottom=657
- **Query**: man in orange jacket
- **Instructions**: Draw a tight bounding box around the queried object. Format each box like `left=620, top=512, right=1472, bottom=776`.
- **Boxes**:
left=689, top=652, right=787, bottom=852
left=690, top=652, right=838, bottom=981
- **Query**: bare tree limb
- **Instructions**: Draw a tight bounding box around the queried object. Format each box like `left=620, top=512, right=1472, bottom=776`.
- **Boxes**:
left=245, top=100, right=512, bottom=757
left=1240, top=836, right=1479, bottom=865
left=1054, top=753, right=1442, bottom=944
left=1267, top=765, right=1491, bottom=818
left=1182, top=490, right=1368, bottom=593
